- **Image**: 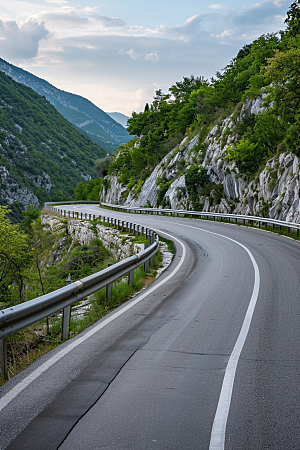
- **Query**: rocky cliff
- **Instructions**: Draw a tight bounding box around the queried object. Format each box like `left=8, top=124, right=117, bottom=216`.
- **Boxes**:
left=100, top=95, right=300, bottom=222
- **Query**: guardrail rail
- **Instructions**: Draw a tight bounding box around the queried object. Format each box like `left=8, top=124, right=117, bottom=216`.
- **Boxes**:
left=2, top=200, right=299, bottom=382
left=0, top=206, right=159, bottom=382
left=100, top=202, right=300, bottom=235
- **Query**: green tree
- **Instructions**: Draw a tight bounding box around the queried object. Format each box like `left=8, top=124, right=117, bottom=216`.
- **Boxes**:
left=0, top=206, right=30, bottom=305
left=94, top=155, right=114, bottom=177
left=285, top=0, right=300, bottom=37
left=227, top=138, right=260, bottom=172
left=264, top=38, right=300, bottom=122
left=20, top=205, right=40, bottom=232
left=75, top=181, right=87, bottom=200
left=185, top=165, right=209, bottom=195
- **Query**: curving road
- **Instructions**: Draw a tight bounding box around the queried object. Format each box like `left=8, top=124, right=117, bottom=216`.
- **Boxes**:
left=1, top=205, right=300, bottom=450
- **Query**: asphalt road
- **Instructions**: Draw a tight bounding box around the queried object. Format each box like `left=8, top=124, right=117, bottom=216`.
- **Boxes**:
left=1, top=204, right=300, bottom=450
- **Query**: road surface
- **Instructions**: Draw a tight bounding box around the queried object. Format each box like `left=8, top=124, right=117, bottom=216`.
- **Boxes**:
left=1, top=204, right=299, bottom=449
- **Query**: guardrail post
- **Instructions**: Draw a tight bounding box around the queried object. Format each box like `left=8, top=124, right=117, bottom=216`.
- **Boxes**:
left=106, top=264, right=113, bottom=302
left=0, top=338, right=8, bottom=381
left=150, top=235, right=156, bottom=267
left=297, top=229, right=299, bottom=237
left=144, top=244, right=150, bottom=272
left=62, top=274, right=72, bottom=340
left=128, top=269, right=134, bottom=286
left=149, top=231, right=154, bottom=245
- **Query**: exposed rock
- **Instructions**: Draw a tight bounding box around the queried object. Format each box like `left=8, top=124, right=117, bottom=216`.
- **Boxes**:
left=100, top=94, right=300, bottom=223
left=42, top=214, right=145, bottom=261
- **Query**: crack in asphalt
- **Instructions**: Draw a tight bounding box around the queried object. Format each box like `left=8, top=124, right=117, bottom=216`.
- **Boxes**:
left=57, top=346, right=141, bottom=450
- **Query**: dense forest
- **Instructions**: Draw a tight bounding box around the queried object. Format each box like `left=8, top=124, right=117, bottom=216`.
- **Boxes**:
left=78, top=1, right=300, bottom=205
left=0, top=71, right=106, bottom=220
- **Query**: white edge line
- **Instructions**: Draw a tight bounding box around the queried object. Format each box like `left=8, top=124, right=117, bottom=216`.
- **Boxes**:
left=151, top=219, right=260, bottom=450
left=0, top=232, right=186, bottom=412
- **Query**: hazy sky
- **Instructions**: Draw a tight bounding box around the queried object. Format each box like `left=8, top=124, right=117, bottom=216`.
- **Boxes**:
left=0, top=0, right=291, bottom=115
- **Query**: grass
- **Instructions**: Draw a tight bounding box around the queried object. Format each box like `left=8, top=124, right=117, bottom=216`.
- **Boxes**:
left=0, top=244, right=165, bottom=386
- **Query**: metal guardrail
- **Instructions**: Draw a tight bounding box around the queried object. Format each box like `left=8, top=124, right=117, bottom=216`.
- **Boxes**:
left=0, top=206, right=159, bottom=381
left=100, top=202, right=300, bottom=235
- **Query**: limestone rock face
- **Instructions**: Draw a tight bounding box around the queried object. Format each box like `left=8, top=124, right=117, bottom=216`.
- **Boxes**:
left=100, top=94, right=300, bottom=222
left=42, top=214, right=145, bottom=261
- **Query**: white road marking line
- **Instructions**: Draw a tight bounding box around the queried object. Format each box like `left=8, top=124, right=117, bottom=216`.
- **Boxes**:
left=0, top=231, right=186, bottom=412
left=143, top=218, right=260, bottom=450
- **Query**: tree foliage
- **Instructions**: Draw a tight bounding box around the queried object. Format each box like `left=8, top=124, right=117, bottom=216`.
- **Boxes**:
left=75, top=178, right=104, bottom=201
left=285, top=0, right=300, bottom=37
left=94, top=155, right=114, bottom=177
left=0, top=206, right=29, bottom=305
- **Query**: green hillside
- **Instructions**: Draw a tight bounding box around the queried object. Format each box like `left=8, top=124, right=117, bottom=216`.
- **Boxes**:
left=0, top=58, right=131, bottom=153
left=0, top=70, right=106, bottom=219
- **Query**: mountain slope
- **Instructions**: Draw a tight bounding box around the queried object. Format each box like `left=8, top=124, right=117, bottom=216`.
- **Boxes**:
left=106, top=112, right=129, bottom=128
left=0, top=70, right=106, bottom=219
left=99, top=3, right=300, bottom=222
left=0, top=59, right=131, bottom=153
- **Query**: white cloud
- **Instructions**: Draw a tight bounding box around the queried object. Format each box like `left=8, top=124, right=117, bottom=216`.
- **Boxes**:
left=145, top=51, right=159, bottom=63
left=209, top=4, right=228, bottom=9
left=0, top=19, right=49, bottom=61
left=46, top=0, right=68, bottom=4
left=0, top=0, right=291, bottom=115
left=213, top=29, right=235, bottom=38
left=119, top=47, right=142, bottom=60
left=273, top=0, right=287, bottom=6
left=119, top=48, right=159, bottom=63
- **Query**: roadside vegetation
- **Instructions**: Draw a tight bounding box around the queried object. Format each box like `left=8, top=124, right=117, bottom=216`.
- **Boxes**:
left=0, top=205, right=173, bottom=384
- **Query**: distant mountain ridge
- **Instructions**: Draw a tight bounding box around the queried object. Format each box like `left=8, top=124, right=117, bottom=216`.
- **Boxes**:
left=0, top=59, right=131, bottom=153
left=106, top=112, right=130, bottom=128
